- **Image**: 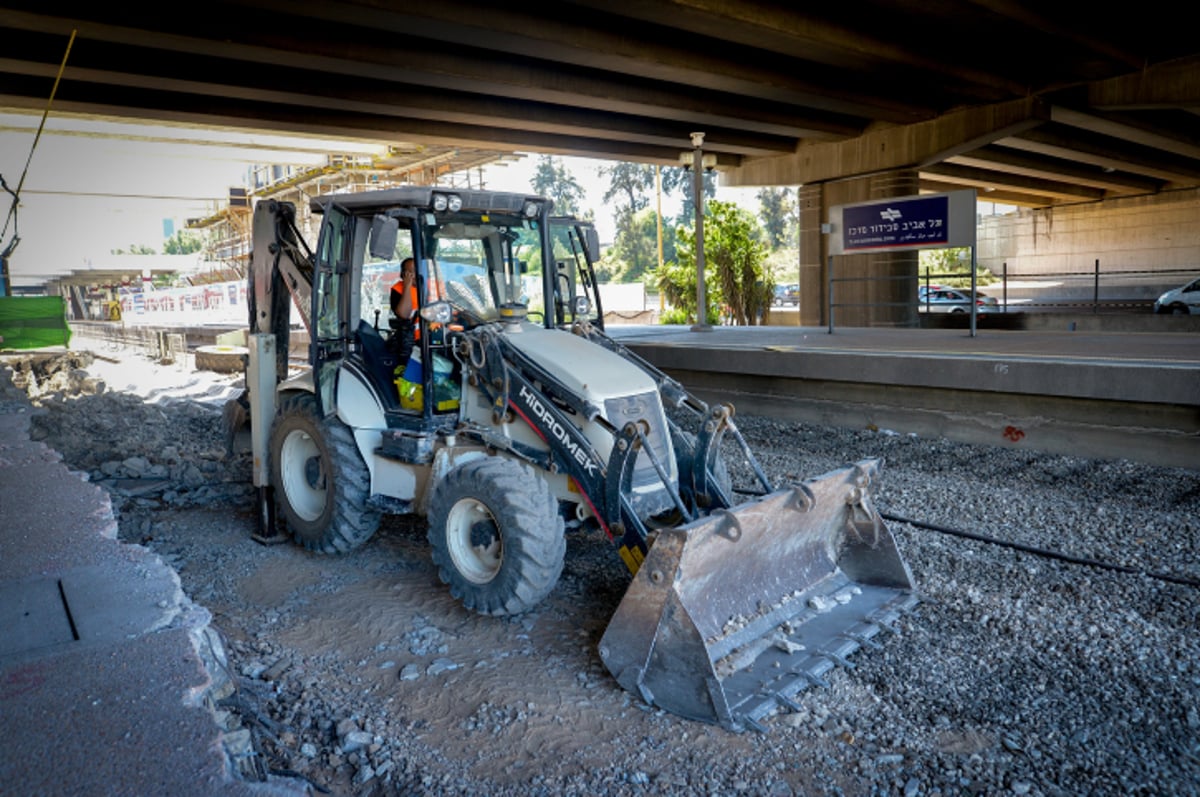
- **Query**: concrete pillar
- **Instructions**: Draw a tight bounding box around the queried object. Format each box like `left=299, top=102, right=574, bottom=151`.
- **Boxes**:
left=798, top=169, right=920, bottom=327
left=797, top=183, right=825, bottom=326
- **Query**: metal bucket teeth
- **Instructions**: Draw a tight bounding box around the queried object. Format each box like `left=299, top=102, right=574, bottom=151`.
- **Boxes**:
left=599, top=459, right=918, bottom=732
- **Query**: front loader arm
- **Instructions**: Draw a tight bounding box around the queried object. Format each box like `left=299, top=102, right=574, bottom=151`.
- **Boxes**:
left=458, top=326, right=655, bottom=571
left=249, top=200, right=316, bottom=378
left=573, top=322, right=776, bottom=502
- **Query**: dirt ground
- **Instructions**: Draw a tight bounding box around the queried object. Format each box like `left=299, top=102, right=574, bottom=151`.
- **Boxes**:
left=8, top=345, right=1199, bottom=797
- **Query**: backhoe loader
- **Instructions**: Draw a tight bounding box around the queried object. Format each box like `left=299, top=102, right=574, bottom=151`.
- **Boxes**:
left=232, top=186, right=917, bottom=732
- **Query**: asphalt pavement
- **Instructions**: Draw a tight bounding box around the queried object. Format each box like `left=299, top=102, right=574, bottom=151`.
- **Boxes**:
left=0, top=368, right=306, bottom=797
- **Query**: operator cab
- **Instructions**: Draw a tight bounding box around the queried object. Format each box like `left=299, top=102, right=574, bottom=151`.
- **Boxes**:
left=306, top=189, right=601, bottom=432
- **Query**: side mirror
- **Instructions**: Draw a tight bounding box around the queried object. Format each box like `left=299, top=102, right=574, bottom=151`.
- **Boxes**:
left=369, top=214, right=399, bottom=260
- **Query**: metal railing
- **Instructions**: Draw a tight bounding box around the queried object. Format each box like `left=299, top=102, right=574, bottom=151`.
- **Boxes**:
left=828, top=261, right=1198, bottom=333
left=987, top=262, right=1197, bottom=314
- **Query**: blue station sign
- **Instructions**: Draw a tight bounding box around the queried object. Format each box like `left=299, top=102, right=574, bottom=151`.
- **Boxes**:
left=828, top=189, right=976, bottom=255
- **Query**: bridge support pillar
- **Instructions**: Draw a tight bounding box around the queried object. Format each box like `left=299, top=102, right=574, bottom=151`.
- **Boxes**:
left=799, top=169, right=920, bottom=328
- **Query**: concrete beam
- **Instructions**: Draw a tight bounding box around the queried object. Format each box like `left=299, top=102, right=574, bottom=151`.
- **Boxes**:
left=236, top=0, right=931, bottom=123
left=1088, top=54, right=1200, bottom=110
left=562, top=0, right=1028, bottom=99
left=0, top=9, right=855, bottom=144
left=920, top=162, right=1105, bottom=202
left=1051, top=107, right=1200, bottom=161
left=947, top=146, right=1163, bottom=193
left=0, top=58, right=790, bottom=158
left=916, top=179, right=1061, bottom=208
left=998, top=126, right=1200, bottom=184
left=724, top=98, right=1050, bottom=188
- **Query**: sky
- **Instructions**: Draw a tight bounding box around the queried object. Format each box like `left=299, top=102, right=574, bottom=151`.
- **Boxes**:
left=0, top=110, right=764, bottom=284
left=0, top=112, right=384, bottom=282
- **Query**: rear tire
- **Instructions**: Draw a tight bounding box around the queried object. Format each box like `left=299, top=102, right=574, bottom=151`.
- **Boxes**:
left=269, top=393, right=382, bottom=553
left=428, top=457, right=565, bottom=615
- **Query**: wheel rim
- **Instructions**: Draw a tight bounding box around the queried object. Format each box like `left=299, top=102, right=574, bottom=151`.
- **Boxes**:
left=445, top=498, right=503, bottom=584
left=279, top=428, right=326, bottom=522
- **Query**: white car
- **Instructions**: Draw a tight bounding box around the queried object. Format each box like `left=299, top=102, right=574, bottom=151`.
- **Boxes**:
left=1153, top=277, right=1200, bottom=315
left=919, top=288, right=999, bottom=313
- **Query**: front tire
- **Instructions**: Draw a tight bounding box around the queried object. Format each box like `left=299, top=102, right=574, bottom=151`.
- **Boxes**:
left=269, top=393, right=381, bottom=553
left=428, top=457, right=565, bottom=615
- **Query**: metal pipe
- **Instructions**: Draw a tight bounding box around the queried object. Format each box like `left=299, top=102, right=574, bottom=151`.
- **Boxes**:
left=1002, top=261, right=1008, bottom=313
left=827, top=255, right=835, bottom=334
left=970, top=246, right=978, bottom=337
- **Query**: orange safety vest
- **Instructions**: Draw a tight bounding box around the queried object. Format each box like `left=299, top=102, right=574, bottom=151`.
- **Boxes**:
left=390, top=280, right=420, bottom=340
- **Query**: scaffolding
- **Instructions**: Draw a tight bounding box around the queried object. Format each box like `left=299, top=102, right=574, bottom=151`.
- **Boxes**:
left=187, top=146, right=523, bottom=275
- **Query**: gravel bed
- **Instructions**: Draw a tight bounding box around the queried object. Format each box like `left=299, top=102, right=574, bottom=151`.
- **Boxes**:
left=7, top=348, right=1199, bottom=797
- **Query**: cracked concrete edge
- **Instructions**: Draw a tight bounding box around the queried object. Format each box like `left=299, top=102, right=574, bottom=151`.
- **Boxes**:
left=1, top=361, right=308, bottom=794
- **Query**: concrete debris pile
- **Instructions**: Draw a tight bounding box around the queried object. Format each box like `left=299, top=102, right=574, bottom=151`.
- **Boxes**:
left=6, top=351, right=106, bottom=399
left=5, top=351, right=253, bottom=514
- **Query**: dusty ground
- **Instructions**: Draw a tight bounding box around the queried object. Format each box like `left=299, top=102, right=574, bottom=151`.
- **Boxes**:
left=6, top=343, right=1199, bottom=797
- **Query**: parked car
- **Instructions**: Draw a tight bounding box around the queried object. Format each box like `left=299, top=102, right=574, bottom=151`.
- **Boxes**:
left=774, top=283, right=799, bottom=306
left=919, top=288, right=1000, bottom=313
left=1153, top=277, right=1200, bottom=315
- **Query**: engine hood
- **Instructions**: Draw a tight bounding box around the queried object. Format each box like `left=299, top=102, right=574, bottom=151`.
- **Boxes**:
left=500, top=323, right=659, bottom=403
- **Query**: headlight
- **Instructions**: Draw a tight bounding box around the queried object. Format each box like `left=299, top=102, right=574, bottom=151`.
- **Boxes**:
left=432, top=193, right=462, bottom=212
left=573, top=295, right=591, bottom=316
left=522, top=200, right=540, bottom=219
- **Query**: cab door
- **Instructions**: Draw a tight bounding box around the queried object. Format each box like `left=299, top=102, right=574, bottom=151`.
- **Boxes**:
left=547, top=218, right=603, bottom=330
left=312, top=204, right=355, bottom=416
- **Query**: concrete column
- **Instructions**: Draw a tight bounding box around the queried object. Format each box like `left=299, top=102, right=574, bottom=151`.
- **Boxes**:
left=797, top=184, right=825, bottom=326
left=799, top=169, right=921, bottom=328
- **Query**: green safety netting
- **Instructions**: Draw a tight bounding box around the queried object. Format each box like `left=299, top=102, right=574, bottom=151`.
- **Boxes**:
left=0, top=296, right=72, bottom=350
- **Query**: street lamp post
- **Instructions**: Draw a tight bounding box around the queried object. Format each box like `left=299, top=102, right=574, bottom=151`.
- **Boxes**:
left=690, top=132, right=711, bottom=332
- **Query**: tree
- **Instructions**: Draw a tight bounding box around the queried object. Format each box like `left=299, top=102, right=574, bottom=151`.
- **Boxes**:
left=163, top=231, right=203, bottom=255
left=599, top=162, right=655, bottom=216
left=757, top=187, right=797, bottom=250
left=111, top=243, right=157, bottom=255
left=651, top=256, right=721, bottom=325
left=918, top=247, right=997, bottom=286
left=530, top=155, right=585, bottom=217
left=596, top=162, right=658, bottom=282
left=671, top=200, right=773, bottom=326
left=600, top=207, right=676, bottom=283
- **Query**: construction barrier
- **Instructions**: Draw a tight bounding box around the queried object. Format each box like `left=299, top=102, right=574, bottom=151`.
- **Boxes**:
left=0, top=296, right=71, bottom=350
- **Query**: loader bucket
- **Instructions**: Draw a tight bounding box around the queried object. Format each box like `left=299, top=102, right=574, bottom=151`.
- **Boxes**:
left=599, top=459, right=917, bottom=732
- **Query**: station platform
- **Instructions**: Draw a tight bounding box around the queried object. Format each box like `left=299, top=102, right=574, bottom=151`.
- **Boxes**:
left=606, top=322, right=1199, bottom=469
